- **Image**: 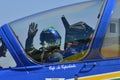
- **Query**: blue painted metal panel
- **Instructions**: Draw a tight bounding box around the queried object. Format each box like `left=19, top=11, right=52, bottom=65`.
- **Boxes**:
left=1, top=24, right=36, bottom=66
left=85, top=0, right=117, bottom=60
left=0, top=26, right=23, bottom=66
left=0, top=0, right=120, bottom=80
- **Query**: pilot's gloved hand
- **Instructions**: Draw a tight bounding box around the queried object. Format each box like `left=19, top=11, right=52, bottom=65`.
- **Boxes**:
left=28, top=22, right=38, bottom=39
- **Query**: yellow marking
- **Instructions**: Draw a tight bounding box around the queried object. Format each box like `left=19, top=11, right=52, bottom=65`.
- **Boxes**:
left=77, top=71, right=120, bottom=80
left=61, top=50, right=89, bottom=62
left=104, top=77, right=120, bottom=80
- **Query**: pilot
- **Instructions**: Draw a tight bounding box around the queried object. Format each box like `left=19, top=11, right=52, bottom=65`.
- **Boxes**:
left=61, top=15, right=94, bottom=58
left=25, top=22, right=63, bottom=63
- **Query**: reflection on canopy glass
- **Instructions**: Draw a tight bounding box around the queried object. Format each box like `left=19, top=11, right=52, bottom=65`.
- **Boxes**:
left=9, top=0, right=103, bottom=64
left=101, top=0, right=120, bottom=58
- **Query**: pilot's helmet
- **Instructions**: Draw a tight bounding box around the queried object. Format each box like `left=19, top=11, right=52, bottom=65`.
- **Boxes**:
left=40, top=26, right=61, bottom=48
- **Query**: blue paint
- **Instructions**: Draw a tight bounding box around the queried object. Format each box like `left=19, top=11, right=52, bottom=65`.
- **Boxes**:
left=0, top=0, right=120, bottom=80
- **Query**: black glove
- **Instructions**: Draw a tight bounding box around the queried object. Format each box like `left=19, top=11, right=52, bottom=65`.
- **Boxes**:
left=28, top=22, right=38, bottom=39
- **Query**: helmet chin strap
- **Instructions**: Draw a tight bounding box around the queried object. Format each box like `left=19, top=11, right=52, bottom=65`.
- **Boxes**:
left=42, top=41, right=48, bottom=48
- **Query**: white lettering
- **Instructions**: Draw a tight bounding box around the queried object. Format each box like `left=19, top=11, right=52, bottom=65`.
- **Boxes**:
left=48, top=64, right=76, bottom=71
left=49, top=66, right=55, bottom=71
